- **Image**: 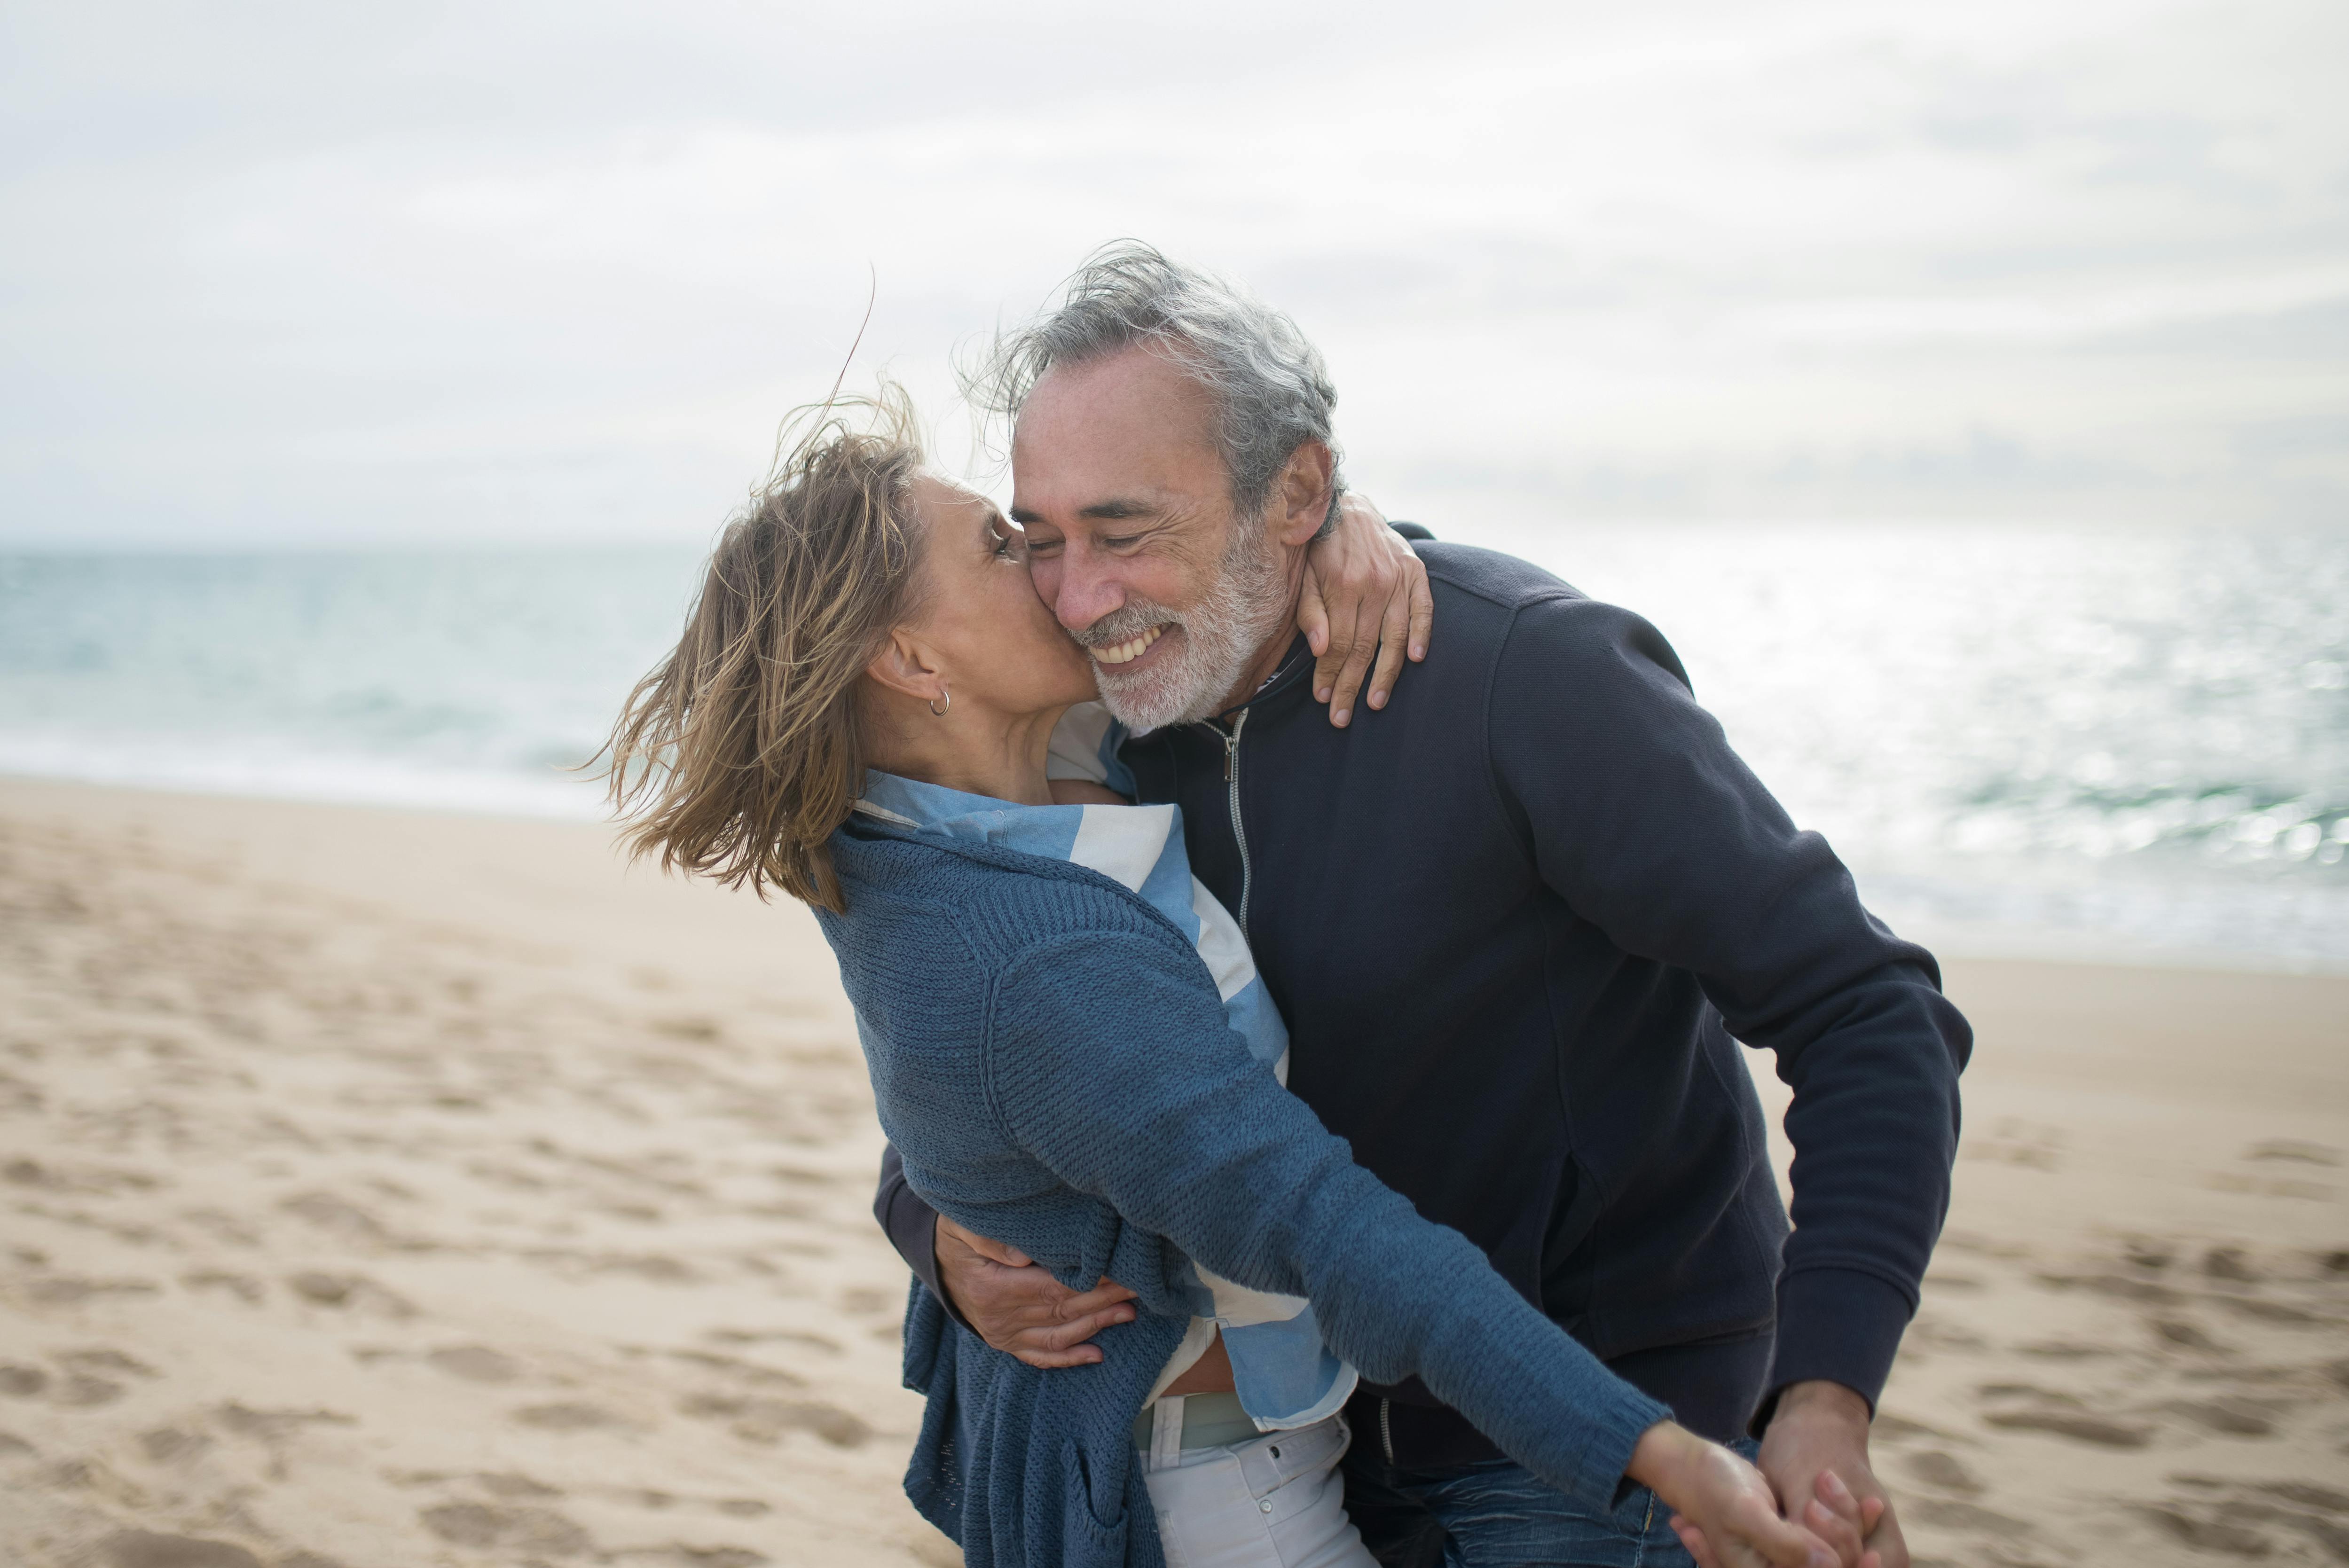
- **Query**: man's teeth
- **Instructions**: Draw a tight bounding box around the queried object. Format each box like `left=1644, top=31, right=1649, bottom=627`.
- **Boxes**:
left=1092, top=624, right=1167, bottom=666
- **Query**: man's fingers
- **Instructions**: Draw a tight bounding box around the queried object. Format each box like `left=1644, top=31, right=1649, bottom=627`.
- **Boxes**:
left=1858, top=1497, right=1906, bottom=1568
left=1011, top=1342, right=1106, bottom=1370
left=1019, top=1305, right=1133, bottom=1353
left=1858, top=1496, right=1886, bottom=1533
left=938, top=1215, right=1032, bottom=1269
left=1054, top=1281, right=1139, bottom=1319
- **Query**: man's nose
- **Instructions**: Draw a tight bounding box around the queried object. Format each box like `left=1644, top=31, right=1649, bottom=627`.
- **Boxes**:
left=1053, top=550, right=1126, bottom=635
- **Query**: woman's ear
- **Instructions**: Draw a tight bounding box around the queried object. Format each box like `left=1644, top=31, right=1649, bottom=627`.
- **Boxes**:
left=863, top=627, right=948, bottom=707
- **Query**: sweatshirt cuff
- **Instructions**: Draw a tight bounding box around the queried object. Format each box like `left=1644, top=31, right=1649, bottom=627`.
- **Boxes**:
left=1758, top=1266, right=1916, bottom=1430
left=1566, top=1382, right=1673, bottom=1517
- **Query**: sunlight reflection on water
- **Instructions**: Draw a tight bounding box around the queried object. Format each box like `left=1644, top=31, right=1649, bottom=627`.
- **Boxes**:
left=1473, top=518, right=2349, bottom=966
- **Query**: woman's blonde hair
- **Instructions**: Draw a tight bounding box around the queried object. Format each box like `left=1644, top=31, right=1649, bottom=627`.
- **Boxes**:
left=602, top=385, right=929, bottom=911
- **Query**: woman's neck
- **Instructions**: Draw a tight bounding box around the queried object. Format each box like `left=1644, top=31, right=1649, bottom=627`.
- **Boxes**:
left=864, top=700, right=1069, bottom=808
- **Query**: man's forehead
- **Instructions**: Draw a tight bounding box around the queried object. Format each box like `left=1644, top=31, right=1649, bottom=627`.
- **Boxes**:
left=1015, top=351, right=1217, bottom=457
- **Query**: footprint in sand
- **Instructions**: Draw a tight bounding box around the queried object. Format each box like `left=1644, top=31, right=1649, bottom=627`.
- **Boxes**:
left=2138, top=1505, right=2276, bottom=1558
left=623, top=1548, right=769, bottom=1568
left=427, top=1344, right=523, bottom=1383
left=2148, top=1316, right=2233, bottom=1352
left=1977, top=1385, right=2152, bottom=1449
left=420, top=1501, right=591, bottom=1556
left=2246, top=1139, right=2342, bottom=1166
left=60, top=1348, right=156, bottom=1378
left=1901, top=1450, right=1984, bottom=1496
left=676, top=1393, right=870, bottom=1448
left=512, top=1401, right=636, bottom=1432
left=2160, top=1476, right=2349, bottom=1559
left=2204, top=1245, right=2263, bottom=1284
left=279, top=1190, right=406, bottom=1250
left=2165, top=1395, right=2286, bottom=1437
left=25, top=1275, right=162, bottom=1304
left=284, top=1270, right=414, bottom=1315
left=180, top=1269, right=263, bottom=1303
left=138, top=1427, right=212, bottom=1464
left=53, top=1372, right=125, bottom=1406
left=98, top=1531, right=266, bottom=1568
left=211, top=1403, right=357, bottom=1443
left=1905, top=1498, right=2032, bottom=1543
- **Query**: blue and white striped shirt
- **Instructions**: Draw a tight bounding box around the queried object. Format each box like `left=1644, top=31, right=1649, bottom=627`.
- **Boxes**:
left=853, top=767, right=1357, bottom=1432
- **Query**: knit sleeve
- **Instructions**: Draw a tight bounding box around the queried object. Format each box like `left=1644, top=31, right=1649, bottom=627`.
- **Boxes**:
left=983, top=928, right=1669, bottom=1513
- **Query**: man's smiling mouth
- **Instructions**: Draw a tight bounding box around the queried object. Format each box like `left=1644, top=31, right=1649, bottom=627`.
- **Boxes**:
left=1091, top=624, right=1168, bottom=666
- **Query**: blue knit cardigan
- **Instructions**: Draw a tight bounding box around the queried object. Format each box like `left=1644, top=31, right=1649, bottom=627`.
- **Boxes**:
left=816, top=813, right=1669, bottom=1568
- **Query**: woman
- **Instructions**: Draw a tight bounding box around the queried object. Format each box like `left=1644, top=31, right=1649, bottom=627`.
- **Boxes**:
left=605, top=390, right=1858, bottom=1568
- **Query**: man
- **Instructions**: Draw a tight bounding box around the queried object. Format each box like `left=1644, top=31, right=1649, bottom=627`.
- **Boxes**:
left=874, top=243, right=1969, bottom=1567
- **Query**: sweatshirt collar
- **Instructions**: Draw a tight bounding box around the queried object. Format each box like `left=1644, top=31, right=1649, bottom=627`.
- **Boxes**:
left=1210, top=632, right=1316, bottom=722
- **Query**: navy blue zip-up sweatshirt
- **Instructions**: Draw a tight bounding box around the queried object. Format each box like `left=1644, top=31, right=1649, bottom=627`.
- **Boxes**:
left=877, top=539, right=1971, bottom=1451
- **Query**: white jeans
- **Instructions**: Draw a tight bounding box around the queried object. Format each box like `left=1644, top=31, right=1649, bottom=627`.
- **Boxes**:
left=1138, top=1403, right=1378, bottom=1568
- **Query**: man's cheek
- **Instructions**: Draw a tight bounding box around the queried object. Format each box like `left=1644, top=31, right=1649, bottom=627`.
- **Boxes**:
left=1027, top=556, right=1062, bottom=609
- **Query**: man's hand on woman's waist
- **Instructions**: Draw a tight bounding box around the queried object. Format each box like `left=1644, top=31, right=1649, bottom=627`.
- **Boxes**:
left=934, top=1214, right=1138, bottom=1368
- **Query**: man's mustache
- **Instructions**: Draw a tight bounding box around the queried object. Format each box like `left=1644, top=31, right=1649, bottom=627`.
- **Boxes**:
left=1071, top=600, right=1180, bottom=651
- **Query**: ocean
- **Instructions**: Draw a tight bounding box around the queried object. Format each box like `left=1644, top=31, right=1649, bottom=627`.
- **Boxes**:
left=4, top=521, right=2345, bottom=970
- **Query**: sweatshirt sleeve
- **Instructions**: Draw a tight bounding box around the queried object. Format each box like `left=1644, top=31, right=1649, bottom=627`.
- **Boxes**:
left=875, top=1145, right=974, bottom=1330
left=985, top=928, right=1670, bottom=1513
left=1486, top=594, right=1972, bottom=1417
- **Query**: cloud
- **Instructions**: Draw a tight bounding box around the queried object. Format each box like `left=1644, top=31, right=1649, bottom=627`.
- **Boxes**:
left=1, top=0, right=2343, bottom=544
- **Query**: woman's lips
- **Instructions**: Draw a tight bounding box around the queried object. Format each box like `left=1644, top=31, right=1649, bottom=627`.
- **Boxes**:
left=1091, top=623, right=1168, bottom=666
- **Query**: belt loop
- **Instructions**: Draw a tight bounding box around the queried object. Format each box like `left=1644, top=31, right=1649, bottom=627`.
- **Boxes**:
left=1150, top=1395, right=1185, bottom=1470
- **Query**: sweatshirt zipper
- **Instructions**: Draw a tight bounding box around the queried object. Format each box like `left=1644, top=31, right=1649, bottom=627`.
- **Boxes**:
left=1219, top=708, right=1253, bottom=940
left=1379, top=1396, right=1395, bottom=1464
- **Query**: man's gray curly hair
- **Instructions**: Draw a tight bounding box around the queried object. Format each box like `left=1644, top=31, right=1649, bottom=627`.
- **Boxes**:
left=966, top=242, right=1344, bottom=536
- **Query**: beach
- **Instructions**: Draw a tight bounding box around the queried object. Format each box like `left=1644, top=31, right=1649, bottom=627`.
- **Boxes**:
left=2, top=778, right=2344, bottom=1568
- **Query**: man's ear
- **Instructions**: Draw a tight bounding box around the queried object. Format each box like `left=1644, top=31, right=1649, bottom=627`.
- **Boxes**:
left=864, top=627, right=947, bottom=707
left=1269, top=441, right=1337, bottom=549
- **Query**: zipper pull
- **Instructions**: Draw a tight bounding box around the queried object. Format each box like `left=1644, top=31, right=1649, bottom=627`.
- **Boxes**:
left=1223, top=723, right=1241, bottom=781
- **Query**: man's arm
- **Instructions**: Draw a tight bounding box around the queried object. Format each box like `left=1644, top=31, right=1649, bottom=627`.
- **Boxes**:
left=872, top=1144, right=1138, bottom=1361
left=873, top=1145, right=947, bottom=1307
left=1487, top=595, right=1969, bottom=1567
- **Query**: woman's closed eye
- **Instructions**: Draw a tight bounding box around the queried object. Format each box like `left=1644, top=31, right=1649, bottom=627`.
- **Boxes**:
left=989, top=517, right=1026, bottom=562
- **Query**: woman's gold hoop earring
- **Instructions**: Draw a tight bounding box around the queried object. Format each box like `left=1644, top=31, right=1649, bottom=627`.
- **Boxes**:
left=928, top=686, right=951, bottom=717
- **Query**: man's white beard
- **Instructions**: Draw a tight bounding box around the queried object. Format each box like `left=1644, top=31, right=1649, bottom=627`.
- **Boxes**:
left=1077, top=517, right=1293, bottom=734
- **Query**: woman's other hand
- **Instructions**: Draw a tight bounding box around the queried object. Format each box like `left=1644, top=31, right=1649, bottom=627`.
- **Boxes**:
left=1298, top=493, right=1433, bottom=727
left=1629, top=1421, right=1867, bottom=1568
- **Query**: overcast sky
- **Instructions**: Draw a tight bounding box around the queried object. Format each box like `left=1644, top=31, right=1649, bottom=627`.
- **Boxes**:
left=3, top=0, right=2343, bottom=547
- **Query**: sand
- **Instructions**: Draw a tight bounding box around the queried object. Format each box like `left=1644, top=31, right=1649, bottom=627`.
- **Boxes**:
left=0, top=778, right=2343, bottom=1568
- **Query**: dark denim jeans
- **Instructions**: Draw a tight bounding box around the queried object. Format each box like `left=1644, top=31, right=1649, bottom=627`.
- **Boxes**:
left=1342, top=1440, right=1763, bottom=1568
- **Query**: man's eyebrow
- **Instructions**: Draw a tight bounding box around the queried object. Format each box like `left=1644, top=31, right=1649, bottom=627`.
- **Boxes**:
left=1076, top=498, right=1158, bottom=521
left=1005, top=497, right=1162, bottom=525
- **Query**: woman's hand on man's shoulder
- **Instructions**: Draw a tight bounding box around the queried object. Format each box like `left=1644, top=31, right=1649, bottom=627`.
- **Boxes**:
left=1298, top=494, right=1433, bottom=728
